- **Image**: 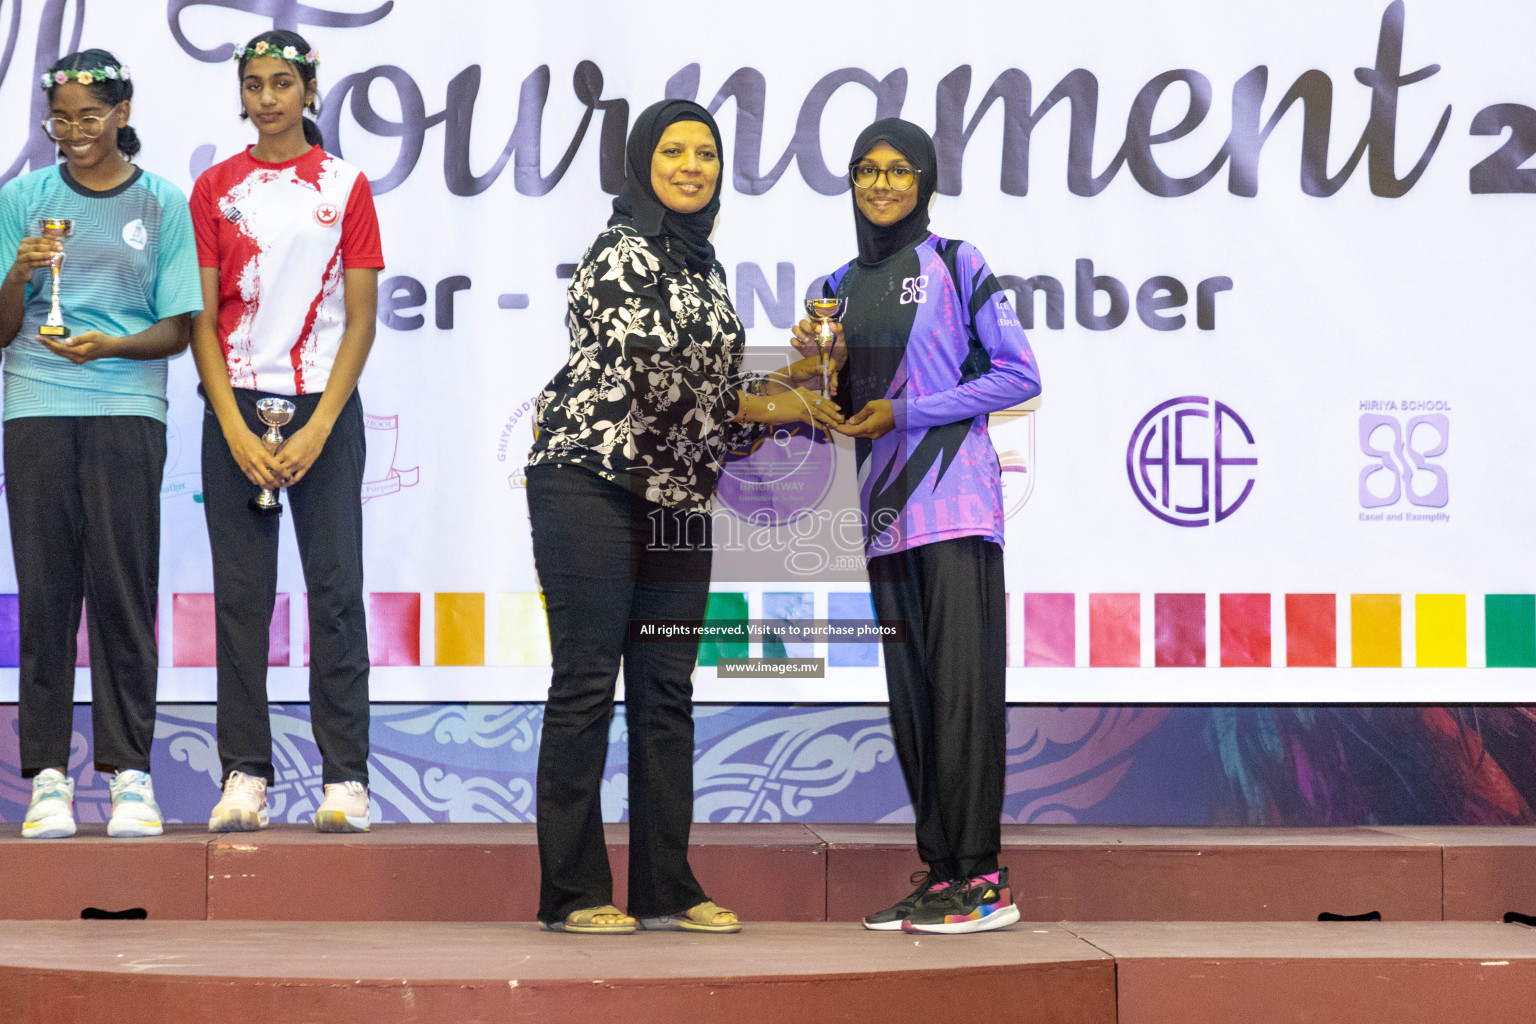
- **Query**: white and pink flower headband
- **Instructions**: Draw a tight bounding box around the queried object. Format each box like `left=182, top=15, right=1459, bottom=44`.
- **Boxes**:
left=39, top=64, right=129, bottom=89
left=231, top=41, right=319, bottom=66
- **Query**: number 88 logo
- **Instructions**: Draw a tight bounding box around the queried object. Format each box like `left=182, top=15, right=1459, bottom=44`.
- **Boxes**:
left=1358, top=413, right=1448, bottom=509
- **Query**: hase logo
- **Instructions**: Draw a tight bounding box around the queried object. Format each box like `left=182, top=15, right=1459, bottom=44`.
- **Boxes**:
left=1126, top=396, right=1257, bottom=527
left=313, top=203, right=340, bottom=228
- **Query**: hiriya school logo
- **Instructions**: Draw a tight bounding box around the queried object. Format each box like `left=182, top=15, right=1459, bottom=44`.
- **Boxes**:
left=313, top=203, right=341, bottom=227
left=1358, top=402, right=1448, bottom=517
left=361, top=413, right=420, bottom=502
left=990, top=397, right=1040, bottom=520
left=121, top=218, right=146, bottom=250
left=1126, top=396, right=1257, bottom=527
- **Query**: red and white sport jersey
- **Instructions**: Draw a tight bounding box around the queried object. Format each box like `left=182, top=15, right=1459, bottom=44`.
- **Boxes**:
left=192, top=145, right=384, bottom=395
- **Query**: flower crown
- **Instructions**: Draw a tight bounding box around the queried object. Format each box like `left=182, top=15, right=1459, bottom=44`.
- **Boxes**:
left=39, top=64, right=130, bottom=89
left=232, top=41, right=319, bottom=66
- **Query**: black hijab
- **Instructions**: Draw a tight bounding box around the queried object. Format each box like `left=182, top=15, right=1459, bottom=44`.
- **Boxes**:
left=609, top=99, right=725, bottom=270
left=849, top=118, right=938, bottom=266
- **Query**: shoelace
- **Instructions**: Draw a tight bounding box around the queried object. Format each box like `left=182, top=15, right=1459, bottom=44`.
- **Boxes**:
left=32, top=776, right=69, bottom=800
left=906, top=870, right=939, bottom=899
left=329, top=780, right=366, bottom=799
left=226, top=772, right=266, bottom=797
left=111, top=770, right=150, bottom=796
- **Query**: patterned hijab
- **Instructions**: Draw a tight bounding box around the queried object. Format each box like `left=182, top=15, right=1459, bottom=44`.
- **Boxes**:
left=609, top=99, right=725, bottom=270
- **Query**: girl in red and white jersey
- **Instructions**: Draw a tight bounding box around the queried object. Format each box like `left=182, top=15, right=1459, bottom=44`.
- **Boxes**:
left=189, top=30, right=384, bottom=834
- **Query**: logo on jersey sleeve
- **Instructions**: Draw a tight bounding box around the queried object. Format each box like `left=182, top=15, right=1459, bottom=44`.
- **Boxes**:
left=121, top=219, right=147, bottom=250
left=899, top=275, right=928, bottom=304
left=313, top=202, right=341, bottom=227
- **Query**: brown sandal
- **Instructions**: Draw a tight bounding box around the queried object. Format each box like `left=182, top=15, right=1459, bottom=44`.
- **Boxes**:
left=540, top=904, right=637, bottom=934
left=638, top=901, right=742, bottom=933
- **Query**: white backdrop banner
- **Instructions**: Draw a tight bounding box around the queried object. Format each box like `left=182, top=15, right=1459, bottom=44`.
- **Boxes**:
left=0, top=0, right=1530, bottom=703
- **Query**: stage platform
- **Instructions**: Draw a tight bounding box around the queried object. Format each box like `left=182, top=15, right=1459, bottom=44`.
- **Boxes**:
left=2, top=920, right=1534, bottom=1024
left=2, top=823, right=1534, bottom=923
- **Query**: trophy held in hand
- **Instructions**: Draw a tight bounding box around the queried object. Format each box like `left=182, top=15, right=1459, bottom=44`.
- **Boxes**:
left=249, top=398, right=297, bottom=516
left=803, top=297, right=846, bottom=398
left=36, top=218, right=74, bottom=340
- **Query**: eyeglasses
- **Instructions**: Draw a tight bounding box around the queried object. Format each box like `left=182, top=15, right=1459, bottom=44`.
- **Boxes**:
left=42, top=104, right=122, bottom=143
left=850, top=164, right=919, bottom=191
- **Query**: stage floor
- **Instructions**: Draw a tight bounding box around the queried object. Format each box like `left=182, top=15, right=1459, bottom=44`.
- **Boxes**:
left=3, top=822, right=1535, bottom=923
left=3, top=919, right=1535, bottom=1023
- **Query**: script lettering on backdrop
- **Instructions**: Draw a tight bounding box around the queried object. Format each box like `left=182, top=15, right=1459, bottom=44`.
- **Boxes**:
left=0, top=3, right=1525, bottom=197
left=122, top=0, right=1531, bottom=201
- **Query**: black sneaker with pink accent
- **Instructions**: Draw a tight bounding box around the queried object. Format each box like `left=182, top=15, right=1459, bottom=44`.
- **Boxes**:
left=900, top=867, right=1020, bottom=934
left=863, top=870, right=945, bottom=931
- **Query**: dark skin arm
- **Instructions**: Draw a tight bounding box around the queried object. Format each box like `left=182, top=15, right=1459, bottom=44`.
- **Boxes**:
left=1, top=230, right=190, bottom=362
left=191, top=267, right=380, bottom=490
left=271, top=267, right=378, bottom=487
left=787, top=317, right=895, bottom=437
left=792, top=316, right=897, bottom=436
left=728, top=318, right=849, bottom=426
left=41, top=315, right=191, bottom=364
left=788, top=318, right=847, bottom=378
left=837, top=399, right=896, bottom=439
left=733, top=386, right=844, bottom=428
left=190, top=266, right=285, bottom=491
left=0, top=236, right=60, bottom=348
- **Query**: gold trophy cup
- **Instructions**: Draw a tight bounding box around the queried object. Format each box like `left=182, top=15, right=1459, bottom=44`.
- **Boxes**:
left=803, top=297, right=846, bottom=397
left=37, top=218, right=74, bottom=339
left=249, top=398, right=297, bottom=516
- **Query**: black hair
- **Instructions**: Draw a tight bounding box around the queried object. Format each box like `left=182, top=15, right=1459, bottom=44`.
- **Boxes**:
left=46, top=49, right=139, bottom=159
left=236, top=29, right=324, bottom=148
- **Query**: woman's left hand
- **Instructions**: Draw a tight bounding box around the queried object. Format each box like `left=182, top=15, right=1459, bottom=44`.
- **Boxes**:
left=273, top=422, right=330, bottom=487
left=39, top=329, right=120, bottom=364
left=742, top=386, right=845, bottom=429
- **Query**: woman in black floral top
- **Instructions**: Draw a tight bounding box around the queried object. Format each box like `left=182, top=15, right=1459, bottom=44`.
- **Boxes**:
left=526, top=100, right=841, bottom=935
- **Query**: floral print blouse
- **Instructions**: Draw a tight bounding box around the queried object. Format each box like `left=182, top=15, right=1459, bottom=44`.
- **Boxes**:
left=527, top=224, right=756, bottom=510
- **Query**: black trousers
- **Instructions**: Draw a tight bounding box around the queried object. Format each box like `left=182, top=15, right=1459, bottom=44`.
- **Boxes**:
left=528, top=462, right=712, bottom=923
left=868, top=536, right=1007, bottom=880
left=6, top=415, right=165, bottom=777
left=200, top=387, right=369, bottom=786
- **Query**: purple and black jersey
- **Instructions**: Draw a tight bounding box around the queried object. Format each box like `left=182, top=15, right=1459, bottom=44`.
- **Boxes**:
left=827, top=233, right=1041, bottom=556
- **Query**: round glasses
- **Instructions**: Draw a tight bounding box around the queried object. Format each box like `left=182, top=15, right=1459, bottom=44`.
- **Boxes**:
left=850, top=164, right=919, bottom=191
left=41, top=105, right=121, bottom=143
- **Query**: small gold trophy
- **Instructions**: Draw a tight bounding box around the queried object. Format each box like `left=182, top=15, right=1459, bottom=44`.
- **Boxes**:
left=37, top=218, right=74, bottom=339
left=249, top=398, right=297, bottom=516
left=803, top=297, right=846, bottom=397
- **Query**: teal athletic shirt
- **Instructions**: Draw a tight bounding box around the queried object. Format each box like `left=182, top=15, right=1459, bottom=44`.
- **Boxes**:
left=0, top=163, right=202, bottom=422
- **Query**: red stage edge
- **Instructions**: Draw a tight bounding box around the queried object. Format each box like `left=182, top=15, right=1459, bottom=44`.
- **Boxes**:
left=5, top=824, right=1536, bottom=923
left=0, top=921, right=1117, bottom=1024
left=3, top=921, right=1536, bottom=1024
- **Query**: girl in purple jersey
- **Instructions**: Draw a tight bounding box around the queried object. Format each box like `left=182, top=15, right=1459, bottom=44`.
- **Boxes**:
left=795, top=118, right=1041, bottom=934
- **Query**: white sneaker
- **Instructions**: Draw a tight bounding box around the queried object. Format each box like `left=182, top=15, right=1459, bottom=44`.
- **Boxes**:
left=208, top=771, right=269, bottom=832
left=314, top=780, right=370, bottom=833
left=107, top=769, right=163, bottom=838
left=21, top=768, right=75, bottom=839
